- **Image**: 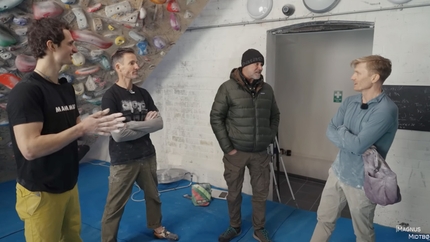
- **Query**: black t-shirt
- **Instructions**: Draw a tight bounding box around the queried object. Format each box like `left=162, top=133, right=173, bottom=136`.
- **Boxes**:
left=101, top=84, right=157, bottom=165
left=6, top=72, right=79, bottom=193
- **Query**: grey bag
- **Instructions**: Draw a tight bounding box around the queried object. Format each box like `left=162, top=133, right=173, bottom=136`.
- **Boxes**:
left=362, top=147, right=401, bottom=206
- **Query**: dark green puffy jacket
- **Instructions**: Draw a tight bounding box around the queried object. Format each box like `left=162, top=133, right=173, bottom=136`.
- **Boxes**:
left=210, top=68, right=280, bottom=153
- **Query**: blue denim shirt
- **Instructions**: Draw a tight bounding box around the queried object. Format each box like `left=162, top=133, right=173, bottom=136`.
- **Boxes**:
left=327, top=92, right=398, bottom=189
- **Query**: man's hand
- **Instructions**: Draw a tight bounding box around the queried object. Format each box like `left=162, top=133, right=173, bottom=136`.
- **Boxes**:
left=80, top=108, right=126, bottom=136
left=144, top=111, right=159, bottom=121
left=228, top=149, right=237, bottom=155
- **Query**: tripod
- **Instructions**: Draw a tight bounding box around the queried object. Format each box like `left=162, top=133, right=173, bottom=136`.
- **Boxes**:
left=268, top=137, right=299, bottom=208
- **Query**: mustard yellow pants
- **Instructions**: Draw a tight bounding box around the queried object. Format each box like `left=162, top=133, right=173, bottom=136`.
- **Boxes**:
left=15, top=183, right=82, bottom=242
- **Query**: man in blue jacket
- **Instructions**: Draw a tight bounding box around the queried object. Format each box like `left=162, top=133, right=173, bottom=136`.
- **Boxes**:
left=310, top=55, right=398, bottom=242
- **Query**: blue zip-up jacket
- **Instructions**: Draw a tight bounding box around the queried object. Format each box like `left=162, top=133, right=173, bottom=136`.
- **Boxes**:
left=327, top=92, right=398, bottom=189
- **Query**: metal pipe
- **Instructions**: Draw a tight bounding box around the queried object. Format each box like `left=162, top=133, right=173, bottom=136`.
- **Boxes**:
left=187, top=3, right=430, bottom=31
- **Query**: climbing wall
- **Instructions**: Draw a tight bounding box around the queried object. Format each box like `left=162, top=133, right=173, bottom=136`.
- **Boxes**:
left=0, top=0, right=209, bottom=182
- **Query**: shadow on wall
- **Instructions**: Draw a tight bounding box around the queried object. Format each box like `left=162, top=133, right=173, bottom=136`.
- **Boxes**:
left=143, top=0, right=237, bottom=91
left=80, top=136, right=111, bottom=163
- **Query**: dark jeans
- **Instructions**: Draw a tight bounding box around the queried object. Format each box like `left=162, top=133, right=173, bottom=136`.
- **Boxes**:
left=223, top=150, right=270, bottom=230
left=101, top=156, right=162, bottom=242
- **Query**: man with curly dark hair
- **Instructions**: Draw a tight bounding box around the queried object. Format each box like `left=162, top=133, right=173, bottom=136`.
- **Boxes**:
left=7, top=18, right=125, bottom=242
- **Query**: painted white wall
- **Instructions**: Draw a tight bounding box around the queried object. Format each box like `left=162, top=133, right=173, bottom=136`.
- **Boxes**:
left=91, top=0, right=430, bottom=232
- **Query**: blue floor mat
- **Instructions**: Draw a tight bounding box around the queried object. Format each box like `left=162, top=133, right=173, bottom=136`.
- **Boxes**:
left=0, top=161, right=414, bottom=241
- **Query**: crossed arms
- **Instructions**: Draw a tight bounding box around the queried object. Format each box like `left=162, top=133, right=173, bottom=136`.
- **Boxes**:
left=111, top=111, right=163, bottom=142
left=326, top=100, right=396, bottom=155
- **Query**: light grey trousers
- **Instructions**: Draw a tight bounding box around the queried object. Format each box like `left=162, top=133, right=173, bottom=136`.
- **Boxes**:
left=311, top=168, right=377, bottom=242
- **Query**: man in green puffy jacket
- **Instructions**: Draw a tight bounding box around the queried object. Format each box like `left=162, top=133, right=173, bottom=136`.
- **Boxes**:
left=210, top=49, right=280, bottom=242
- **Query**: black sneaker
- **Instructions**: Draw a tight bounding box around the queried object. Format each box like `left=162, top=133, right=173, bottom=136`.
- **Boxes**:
left=253, top=228, right=271, bottom=242
left=218, top=226, right=241, bottom=242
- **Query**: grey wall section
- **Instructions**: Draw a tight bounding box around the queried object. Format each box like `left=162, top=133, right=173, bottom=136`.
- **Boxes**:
left=265, top=33, right=278, bottom=200
left=0, top=126, right=15, bottom=183
left=80, top=136, right=111, bottom=164
left=274, top=28, right=374, bottom=180
left=265, top=33, right=277, bottom=87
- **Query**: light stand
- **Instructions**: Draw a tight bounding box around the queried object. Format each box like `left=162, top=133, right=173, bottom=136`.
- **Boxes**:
left=268, top=136, right=298, bottom=208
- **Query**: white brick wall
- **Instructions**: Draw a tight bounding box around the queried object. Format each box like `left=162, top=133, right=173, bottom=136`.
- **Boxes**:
left=140, top=0, right=430, bottom=232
